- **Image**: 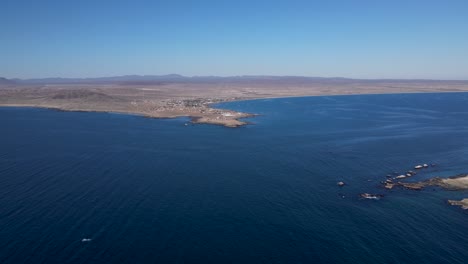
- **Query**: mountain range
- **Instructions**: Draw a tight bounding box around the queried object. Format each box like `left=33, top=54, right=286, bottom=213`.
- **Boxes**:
left=1, top=75, right=467, bottom=85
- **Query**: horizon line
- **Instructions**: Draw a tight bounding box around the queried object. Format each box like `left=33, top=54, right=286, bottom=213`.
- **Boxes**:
left=3, top=74, right=468, bottom=82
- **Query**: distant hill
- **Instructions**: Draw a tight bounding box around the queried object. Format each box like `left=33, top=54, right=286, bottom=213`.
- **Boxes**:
left=16, top=74, right=188, bottom=84
left=0, top=77, right=15, bottom=85
left=11, top=75, right=468, bottom=85
left=13, top=75, right=356, bottom=85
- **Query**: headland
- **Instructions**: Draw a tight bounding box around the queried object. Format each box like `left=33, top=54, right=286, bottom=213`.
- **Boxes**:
left=2, top=75, right=468, bottom=127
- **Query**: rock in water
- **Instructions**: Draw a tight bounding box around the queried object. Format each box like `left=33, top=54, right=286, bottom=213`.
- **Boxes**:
left=447, top=198, right=468, bottom=210
left=360, top=193, right=384, bottom=200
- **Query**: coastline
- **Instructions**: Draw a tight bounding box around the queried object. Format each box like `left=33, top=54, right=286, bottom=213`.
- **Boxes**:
left=2, top=90, right=468, bottom=127
left=0, top=102, right=256, bottom=128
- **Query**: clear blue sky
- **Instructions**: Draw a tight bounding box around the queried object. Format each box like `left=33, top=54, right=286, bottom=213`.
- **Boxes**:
left=1, top=0, right=467, bottom=79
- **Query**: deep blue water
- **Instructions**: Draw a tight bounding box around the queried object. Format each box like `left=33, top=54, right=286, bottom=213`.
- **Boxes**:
left=1, top=93, right=467, bottom=263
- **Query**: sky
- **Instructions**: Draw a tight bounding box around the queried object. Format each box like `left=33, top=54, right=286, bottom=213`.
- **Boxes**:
left=1, top=0, right=468, bottom=79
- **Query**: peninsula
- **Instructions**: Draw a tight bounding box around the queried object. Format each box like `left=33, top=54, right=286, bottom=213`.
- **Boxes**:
left=2, top=75, right=468, bottom=127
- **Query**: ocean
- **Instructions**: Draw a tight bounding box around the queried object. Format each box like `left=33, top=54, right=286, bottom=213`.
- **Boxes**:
left=1, top=93, right=467, bottom=263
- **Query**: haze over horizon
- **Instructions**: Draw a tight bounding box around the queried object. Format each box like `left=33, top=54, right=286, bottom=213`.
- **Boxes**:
left=2, top=0, right=468, bottom=80
left=4, top=74, right=468, bottom=82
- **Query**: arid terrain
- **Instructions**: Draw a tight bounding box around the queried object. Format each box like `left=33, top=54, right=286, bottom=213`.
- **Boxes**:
left=2, top=75, right=468, bottom=127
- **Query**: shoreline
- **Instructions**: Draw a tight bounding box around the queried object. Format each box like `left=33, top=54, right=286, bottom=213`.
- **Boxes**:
left=0, top=103, right=256, bottom=128
left=2, top=91, right=468, bottom=127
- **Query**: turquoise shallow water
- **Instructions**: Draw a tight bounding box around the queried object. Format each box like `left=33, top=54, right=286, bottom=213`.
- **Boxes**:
left=0, top=93, right=467, bottom=263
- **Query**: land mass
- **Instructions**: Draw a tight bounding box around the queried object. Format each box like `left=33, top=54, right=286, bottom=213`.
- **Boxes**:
left=398, top=174, right=468, bottom=191
left=447, top=199, right=468, bottom=210
left=2, top=75, right=468, bottom=127
left=393, top=173, right=468, bottom=210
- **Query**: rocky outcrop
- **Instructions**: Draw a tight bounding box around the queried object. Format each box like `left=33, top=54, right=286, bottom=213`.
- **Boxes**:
left=447, top=198, right=468, bottom=210
left=399, top=174, right=468, bottom=191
